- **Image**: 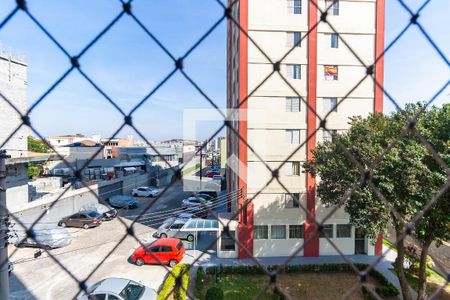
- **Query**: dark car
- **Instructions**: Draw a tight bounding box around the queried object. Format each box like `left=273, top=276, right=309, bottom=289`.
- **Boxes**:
left=80, top=203, right=117, bottom=221
left=198, top=190, right=218, bottom=199
left=205, top=171, right=220, bottom=178
left=58, top=210, right=102, bottom=229
left=108, top=195, right=138, bottom=209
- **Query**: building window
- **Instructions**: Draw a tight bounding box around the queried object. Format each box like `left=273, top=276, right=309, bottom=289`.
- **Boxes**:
left=337, top=224, right=352, bottom=238
left=285, top=193, right=300, bottom=208
left=323, top=129, right=337, bottom=142
left=285, top=129, right=300, bottom=144
left=285, top=161, right=301, bottom=176
left=330, top=33, right=338, bottom=48
left=319, top=224, right=334, bottom=238
left=287, top=64, right=301, bottom=79
left=287, top=32, right=301, bottom=48
left=327, top=0, right=339, bottom=16
left=289, top=225, right=304, bottom=239
left=271, top=225, right=286, bottom=239
left=220, top=230, right=236, bottom=250
left=286, top=97, right=300, bottom=112
left=324, top=65, right=338, bottom=80
left=254, top=225, right=269, bottom=239
left=324, top=97, right=338, bottom=113
left=287, top=0, right=302, bottom=14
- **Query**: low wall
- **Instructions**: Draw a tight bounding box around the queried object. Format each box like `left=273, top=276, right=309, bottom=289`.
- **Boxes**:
left=10, top=185, right=100, bottom=226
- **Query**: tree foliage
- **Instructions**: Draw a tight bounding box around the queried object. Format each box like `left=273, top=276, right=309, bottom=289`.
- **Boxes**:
left=304, top=102, right=449, bottom=300
left=28, top=136, right=50, bottom=153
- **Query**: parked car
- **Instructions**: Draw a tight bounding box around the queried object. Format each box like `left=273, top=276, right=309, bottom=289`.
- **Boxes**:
left=198, top=190, right=218, bottom=199
left=211, top=166, right=220, bottom=172
left=131, top=238, right=185, bottom=267
left=77, top=278, right=157, bottom=300
left=8, top=224, right=72, bottom=249
left=80, top=203, right=117, bottom=221
left=153, top=218, right=195, bottom=242
left=132, top=186, right=159, bottom=197
left=58, top=211, right=102, bottom=229
left=205, top=170, right=220, bottom=178
left=108, top=195, right=138, bottom=209
left=212, top=175, right=222, bottom=181
left=194, top=193, right=214, bottom=201
left=181, top=197, right=212, bottom=208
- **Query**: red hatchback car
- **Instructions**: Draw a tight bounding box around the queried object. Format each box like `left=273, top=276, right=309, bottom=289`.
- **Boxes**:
left=131, top=238, right=185, bottom=267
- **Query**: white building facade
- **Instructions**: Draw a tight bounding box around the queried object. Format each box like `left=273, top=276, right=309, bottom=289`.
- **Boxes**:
left=0, top=51, right=30, bottom=210
left=227, top=0, right=385, bottom=258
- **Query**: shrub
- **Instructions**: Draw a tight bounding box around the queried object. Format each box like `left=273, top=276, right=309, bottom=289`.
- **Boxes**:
left=361, top=286, right=377, bottom=300
left=158, top=264, right=190, bottom=300
left=375, top=284, right=399, bottom=297
left=205, top=286, right=223, bottom=300
left=195, top=267, right=206, bottom=299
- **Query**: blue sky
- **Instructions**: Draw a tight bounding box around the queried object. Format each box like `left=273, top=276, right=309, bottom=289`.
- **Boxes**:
left=0, top=0, right=448, bottom=142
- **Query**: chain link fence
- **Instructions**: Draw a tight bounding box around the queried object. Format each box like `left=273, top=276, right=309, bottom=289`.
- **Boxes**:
left=0, top=0, right=449, bottom=299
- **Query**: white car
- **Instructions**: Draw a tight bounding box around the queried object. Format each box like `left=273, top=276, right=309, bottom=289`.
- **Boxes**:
left=181, top=197, right=212, bottom=208
left=77, top=278, right=157, bottom=300
left=132, top=186, right=159, bottom=197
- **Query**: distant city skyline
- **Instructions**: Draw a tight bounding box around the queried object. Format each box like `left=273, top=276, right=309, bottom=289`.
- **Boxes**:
left=0, top=0, right=448, bottom=141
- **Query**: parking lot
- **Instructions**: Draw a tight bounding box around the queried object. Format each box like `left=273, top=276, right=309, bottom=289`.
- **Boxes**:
left=8, top=176, right=223, bottom=299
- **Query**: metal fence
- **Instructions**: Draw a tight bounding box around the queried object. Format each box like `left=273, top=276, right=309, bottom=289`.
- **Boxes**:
left=0, top=0, right=449, bottom=299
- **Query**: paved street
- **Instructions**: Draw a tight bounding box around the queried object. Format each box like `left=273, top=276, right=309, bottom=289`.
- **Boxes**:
left=7, top=180, right=194, bottom=300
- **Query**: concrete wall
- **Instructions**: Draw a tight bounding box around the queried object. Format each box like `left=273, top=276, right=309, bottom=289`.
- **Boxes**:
left=10, top=185, right=100, bottom=225
left=0, top=54, right=28, bottom=158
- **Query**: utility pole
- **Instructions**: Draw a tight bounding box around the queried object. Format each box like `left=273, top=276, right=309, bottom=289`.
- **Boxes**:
left=0, top=150, right=11, bottom=300
left=199, top=146, right=203, bottom=183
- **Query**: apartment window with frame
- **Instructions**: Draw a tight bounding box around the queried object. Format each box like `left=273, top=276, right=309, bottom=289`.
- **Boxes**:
left=285, top=129, right=300, bottom=144
left=323, top=129, right=337, bottom=142
left=324, top=65, right=338, bottom=80
left=327, top=0, right=339, bottom=16
left=287, top=32, right=301, bottom=48
left=336, top=224, right=352, bottom=238
left=324, top=97, right=338, bottom=113
left=286, top=97, right=300, bottom=112
left=285, top=193, right=300, bottom=208
left=287, top=64, right=301, bottom=79
left=271, top=225, right=287, bottom=239
left=254, top=225, right=269, bottom=239
left=285, top=161, right=301, bottom=176
left=319, top=224, right=334, bottom=238
left=289, top=224, right=304, bottom=239
left=287, top=0, right=302, bottom=14
left=330, top=33, right=339, bottom=48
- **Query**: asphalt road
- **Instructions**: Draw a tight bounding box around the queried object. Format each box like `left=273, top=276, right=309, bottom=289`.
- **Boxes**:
left=7, top=180, right=192, bottom=300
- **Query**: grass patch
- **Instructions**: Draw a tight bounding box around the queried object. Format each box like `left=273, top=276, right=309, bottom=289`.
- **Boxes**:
left=404, top=270, right=450, bottom=300
left=196, top=264, right=398, bottom=300
left=181, top=163, right=200, bottom=175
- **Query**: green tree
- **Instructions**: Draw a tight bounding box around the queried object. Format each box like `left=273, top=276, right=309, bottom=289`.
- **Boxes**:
left=411, top=103, right=449, bottom=299
left=27, top=136, right=50, bottom=153
left=304, top=103, right=449, bottom=300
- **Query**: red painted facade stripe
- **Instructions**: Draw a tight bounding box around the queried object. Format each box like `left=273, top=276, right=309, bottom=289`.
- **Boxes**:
left=304, top=0, right=319, bottom=257
left=237, top=0, right=253, bottom=259
left=374, top=0, right=385, bottom=114
left=374, top=0, right=385, bottom=256
left=227, top=0, right=233, bottom=213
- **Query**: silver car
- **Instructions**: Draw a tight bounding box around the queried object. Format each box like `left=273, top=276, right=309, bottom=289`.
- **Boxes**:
left=153, top=218, right=195, bottom=242
left=77, top=278, right=157, bottom=300
left=9, top=224, right=72, bottom=249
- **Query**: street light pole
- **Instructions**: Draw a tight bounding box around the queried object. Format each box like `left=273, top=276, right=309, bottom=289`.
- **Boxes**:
left=0, top=150, right=11, bottom=300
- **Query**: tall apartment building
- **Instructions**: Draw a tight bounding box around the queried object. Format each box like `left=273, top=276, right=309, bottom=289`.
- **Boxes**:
left=227, top=0, right=384, bottom=258
left=0, top=50, right=30, bottom=210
